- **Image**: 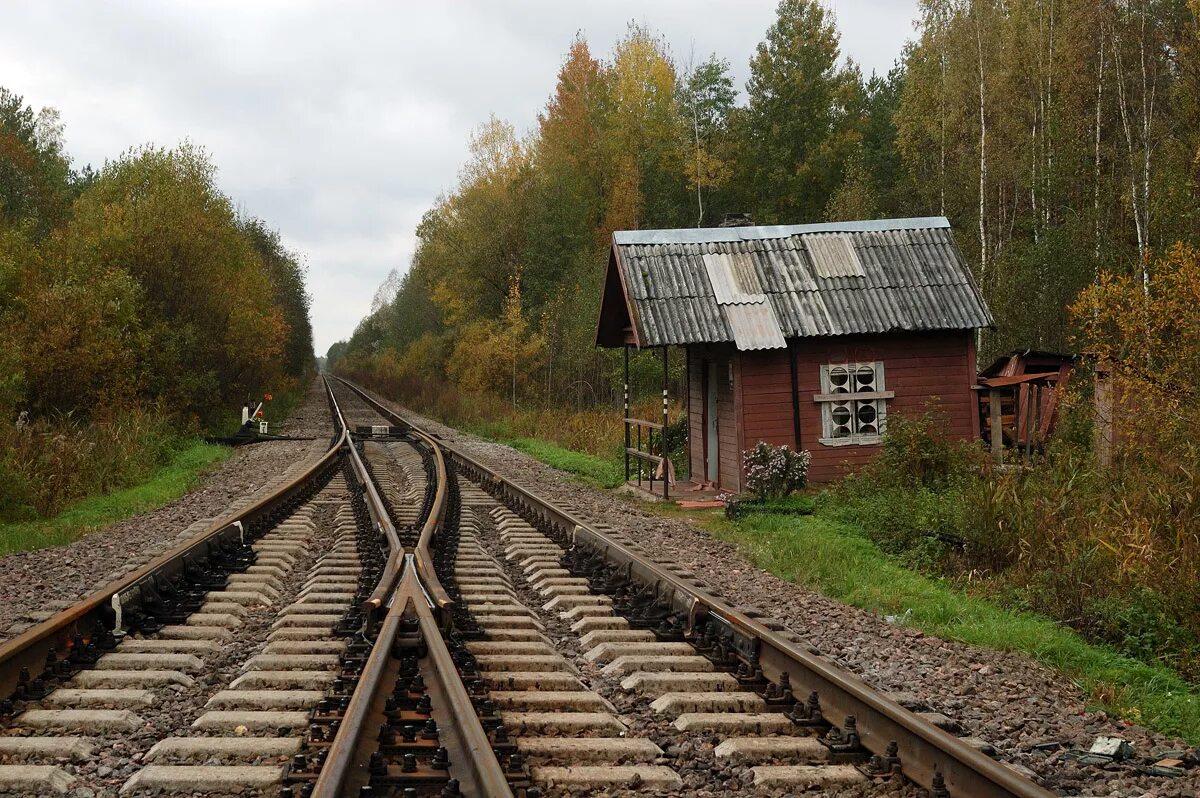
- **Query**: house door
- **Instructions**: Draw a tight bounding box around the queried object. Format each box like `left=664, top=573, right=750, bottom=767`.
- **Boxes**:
left=704, top=361, right=719, bottom=484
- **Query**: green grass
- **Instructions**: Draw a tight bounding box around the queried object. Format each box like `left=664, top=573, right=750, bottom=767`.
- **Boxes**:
left=506, top=438, right=624, bottom=488
left=451, top=416, right=625, bottom=489
left=436, top=418, right=1200, bottom=740
left=697, top=507, right=1200, bottom=744
left=0, top=441, right=230, bottom=556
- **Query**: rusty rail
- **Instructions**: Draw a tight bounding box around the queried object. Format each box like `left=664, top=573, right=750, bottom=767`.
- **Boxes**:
left=409, top=427, right=453, bottom=620
left=311, top=566, right=512, bottom=798
left=319, top=377, right=509, bottom=797
left=332, top=379, right=453, bottom=618
left=332, top=377, right=1055, bottom=798
left=346, top=430, right=402, bottom=624
left=0, top=380, right=350, bottom=703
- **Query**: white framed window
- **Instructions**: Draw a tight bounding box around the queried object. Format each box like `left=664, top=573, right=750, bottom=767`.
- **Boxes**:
left=815, top=362, right=894, bottom=446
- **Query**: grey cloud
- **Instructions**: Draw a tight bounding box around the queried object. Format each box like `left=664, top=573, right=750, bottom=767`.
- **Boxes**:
left=0, top=0, right=918, bottom=353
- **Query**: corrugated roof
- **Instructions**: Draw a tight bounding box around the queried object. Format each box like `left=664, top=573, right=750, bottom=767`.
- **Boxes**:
left=608, top=217, right=993, bottom=350
left=725, top=302, right=788, bottom=350
left=805, top=233, right=865, bottom=278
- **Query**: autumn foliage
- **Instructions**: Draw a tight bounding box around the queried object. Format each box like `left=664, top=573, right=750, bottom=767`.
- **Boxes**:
left=1068, top=246, right=1200, bottom=600
left=335, top=0, right=1200, bottom=427
left=0, top=88, right=314, bottom=520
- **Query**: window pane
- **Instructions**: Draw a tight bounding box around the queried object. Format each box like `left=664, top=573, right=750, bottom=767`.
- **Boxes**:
left=857, top=400, right=878, bottom=434
left=857, top=401, right=877, bottom=425
left=832, top=402, right=852, bottom=437
left=854, top=365, right=875, bottom=391
left=829, top=366, right=850, bottom=392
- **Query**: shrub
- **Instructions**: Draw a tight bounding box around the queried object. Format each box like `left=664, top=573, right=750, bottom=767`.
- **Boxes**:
left=0, top=404, right=185, bottom=522
left=743, top=441, right=811, bottom=501
left=1083, top=587, right=1200, bottom=669
left=871, top=406, right=982, bottom=491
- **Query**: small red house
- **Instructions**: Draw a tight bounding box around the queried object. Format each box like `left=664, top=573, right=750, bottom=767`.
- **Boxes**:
left=595, top=217, right=993, bottom=489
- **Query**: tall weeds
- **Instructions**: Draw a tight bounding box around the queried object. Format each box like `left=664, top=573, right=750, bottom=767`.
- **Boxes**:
left=827, top=406, right=1200, bottom=682
left=0, top=406, right=185, bottom=522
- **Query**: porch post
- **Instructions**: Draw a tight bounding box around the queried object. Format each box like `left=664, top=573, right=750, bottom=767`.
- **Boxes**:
left=989, top=389, right=1003, bottom=464
left=623, top=345, right=630, bottom=484
left=662, top=345, right=669, bottom=500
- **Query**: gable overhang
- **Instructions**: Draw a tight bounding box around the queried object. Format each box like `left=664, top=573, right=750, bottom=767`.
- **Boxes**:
left=595, top=246, right=642, bottom=348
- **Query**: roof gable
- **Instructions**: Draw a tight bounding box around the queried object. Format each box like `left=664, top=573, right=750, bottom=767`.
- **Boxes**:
left=597, top=217, right=994, bottom=350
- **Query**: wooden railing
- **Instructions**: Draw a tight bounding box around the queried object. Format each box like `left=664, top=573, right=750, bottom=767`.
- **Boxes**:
left=624, top=417, right=670, bottom=499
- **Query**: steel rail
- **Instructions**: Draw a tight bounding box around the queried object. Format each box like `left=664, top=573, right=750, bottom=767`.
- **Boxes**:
left=328, top=377, right=409, bottom=630
left=332, top=377, right=1055, bottom=798
left=312, top=377, right=410, bottom=795
left=407, top=426, right=453, bottom=619
left=318, top=377, right=507, bottom=797
left=308, top=608, right=402, bottom=797
left=347, top=433, right=402, bottom=621
left=408, top=567, right=514, bottom=798
left=331, top=379, right=453, bottom=617
left=310, top=567, right=513, bottom=798
left=0, top=382, right=351, bottom=702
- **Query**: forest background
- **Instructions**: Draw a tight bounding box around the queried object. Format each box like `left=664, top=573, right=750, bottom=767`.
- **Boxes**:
left=333, top=0, right=1200, bottom=703
left=333, top=0, right=1200, bottom=422
left=0, top=87, right=315, bottom=524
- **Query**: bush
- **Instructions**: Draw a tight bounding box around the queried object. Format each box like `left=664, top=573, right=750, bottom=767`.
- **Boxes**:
left=871, top=406, right=982, bottom=491
left=743, top=441, right=811, bottom=501
left=725, top=494, right=814, bottom=520
left=0, top=404, right=185, bottom=522
left=822, top=400, right=1200, bottom=682
left=1084, top=588, right=1200, bottom=670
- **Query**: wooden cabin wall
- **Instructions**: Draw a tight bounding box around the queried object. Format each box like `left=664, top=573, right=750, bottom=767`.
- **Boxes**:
left=738, top=330, right=977, bottom=484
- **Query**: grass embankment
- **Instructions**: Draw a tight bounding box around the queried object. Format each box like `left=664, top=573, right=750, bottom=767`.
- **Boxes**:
left=0, top=441, right=229, bottom=556
left=698, top=507, right=1200, bottom=744
left=446, top=419, right=621, bottom=487
left=397, top=398, right=629, bottom=488
left=504, top=438, right=623, bottom=488
left=504, top=436, right=1200, bottom=744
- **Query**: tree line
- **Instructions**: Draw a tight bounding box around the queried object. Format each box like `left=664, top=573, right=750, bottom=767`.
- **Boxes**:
left=0, top=86, right=314, bottom=518
left=333, top=0, right=1199, bottom=410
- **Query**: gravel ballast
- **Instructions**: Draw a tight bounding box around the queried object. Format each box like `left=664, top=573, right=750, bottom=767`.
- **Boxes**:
left=458, top=490, right=923, bottom=798
left=0, top=377, right=333, bottom=642
left=352, top=384, right=1198, bottom=798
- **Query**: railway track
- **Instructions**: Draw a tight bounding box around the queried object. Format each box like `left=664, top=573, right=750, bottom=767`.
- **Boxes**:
left=0, top=376, right=1061, bottom=797
left=326, top=378, right=1058, bottom=798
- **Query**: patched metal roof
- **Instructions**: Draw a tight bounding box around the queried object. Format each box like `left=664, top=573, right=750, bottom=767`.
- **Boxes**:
left=607, top=217, right=992, bottom=350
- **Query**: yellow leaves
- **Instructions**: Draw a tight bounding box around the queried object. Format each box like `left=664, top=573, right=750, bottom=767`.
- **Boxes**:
left=610, top=26, right=676, bottom=118
left=603, top=156, right=641, bottom=234
left=461, top=116, right=527, bottom=189
left=685, top=147, right=732, bottom=192
left=430, top=278, right=469, bottom=328
left=1073, top=246, right=1200, bottom=438
left=445, top=272, right=546, bottom=402
left=605, top=24, right=685, bottom=175
left=5, top=143, right=312, bottom=423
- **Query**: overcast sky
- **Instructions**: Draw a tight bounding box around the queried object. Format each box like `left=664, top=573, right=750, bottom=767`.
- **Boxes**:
left=1, top=1, right=920, bottom=354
